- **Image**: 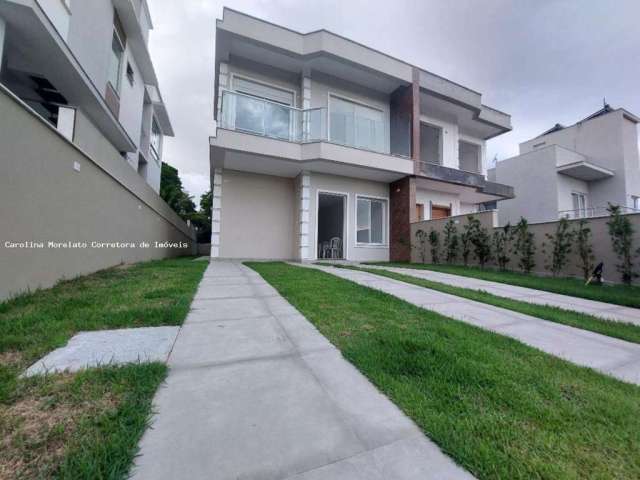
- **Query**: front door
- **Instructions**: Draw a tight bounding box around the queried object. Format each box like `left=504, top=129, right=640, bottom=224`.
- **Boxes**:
left=431, top=204, right=451, bottom=220
left=317, top=193, right=346, bottom=259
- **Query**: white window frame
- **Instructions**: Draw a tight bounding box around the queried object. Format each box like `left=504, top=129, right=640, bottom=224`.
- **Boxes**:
left=228, top=73, right=298, bottom=140
left=327, top=92, right=387, bottom=153
left=108, top=29, right=125, bottom=94
left=632, top=195, right=640, bottom=210
left=230, top=73, right=297, bottom=106
left=419, top=121, right=444, bottom=166
left=314, top=190, right=350, bottom=261
left=571, top=191, right=588, bottom=217
left=355, top=194, right=389, bottom=247
left=150, top=117, right=162, bottom=163
left=458, top=136, right=484, bottom=174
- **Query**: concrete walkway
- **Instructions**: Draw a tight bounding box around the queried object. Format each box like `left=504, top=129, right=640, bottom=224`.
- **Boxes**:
left=365, top=265, right=640, bottom=326
left=131, top=261, right=473, bottom=480
left=306, top=264, right=640, bottom=386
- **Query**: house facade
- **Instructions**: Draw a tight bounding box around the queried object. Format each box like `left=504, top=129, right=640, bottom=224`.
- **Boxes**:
left=0, top=0, right=173, bottom=192
left=210, top=8, right=514, bottom=262
left=490, top=105, right=640, bottom=226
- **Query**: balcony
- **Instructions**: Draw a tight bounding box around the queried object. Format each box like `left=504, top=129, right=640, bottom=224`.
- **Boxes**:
left=559, top=206, right=640, bottom=220
left=219, top=90, right=396, bottom=156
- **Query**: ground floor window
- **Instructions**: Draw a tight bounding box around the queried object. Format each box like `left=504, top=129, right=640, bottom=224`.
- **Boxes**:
left=357, top=197, right=386, bottom=244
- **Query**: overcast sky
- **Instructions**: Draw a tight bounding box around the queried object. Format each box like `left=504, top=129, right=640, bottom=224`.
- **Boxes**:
left=148, top=0, right=640, bottom=201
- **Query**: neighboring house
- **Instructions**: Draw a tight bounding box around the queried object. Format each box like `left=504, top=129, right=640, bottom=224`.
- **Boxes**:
left=490, top=105, right=640, bottom=226
left=209, top=8, right=514, bottom=262
left=0, top=0, right=173, bottom=192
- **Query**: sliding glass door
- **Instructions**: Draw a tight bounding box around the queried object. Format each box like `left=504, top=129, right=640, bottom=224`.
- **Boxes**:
left=329, top=95, right=385, bottom=153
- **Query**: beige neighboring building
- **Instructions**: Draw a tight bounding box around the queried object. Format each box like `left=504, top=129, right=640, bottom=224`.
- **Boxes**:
left=209, top=8, right=514, bottom=262
left=489, top=105, right=640, bottom=226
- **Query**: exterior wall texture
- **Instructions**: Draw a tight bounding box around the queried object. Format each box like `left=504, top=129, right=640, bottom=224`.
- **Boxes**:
left=410, top=210, right=640, bottom=285
left=390, top=176, right=415, bottom=261
left=0, top=87, right=195, bottom=301
left=218, top=169, right=296, bottom=260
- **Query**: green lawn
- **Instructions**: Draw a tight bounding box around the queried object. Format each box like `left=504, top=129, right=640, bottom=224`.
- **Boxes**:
left=247, top=262, right=640, bottom=480
left=366, top=262, right=640, bottom=308
left=331, top=264, right=640, bottom=344
left=0, top=257, right=207, bottom=479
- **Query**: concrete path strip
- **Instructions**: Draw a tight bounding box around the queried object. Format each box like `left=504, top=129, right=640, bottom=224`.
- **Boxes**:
left=304, top=264, right=640, bottom=386
left=131, top=260, right=474, bottom=480
left=365, top=265, right=640, bottom=326
left=24, top=326, right=180, bottom=376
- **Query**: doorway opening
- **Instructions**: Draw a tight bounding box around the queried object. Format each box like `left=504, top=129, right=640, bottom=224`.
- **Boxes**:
left=317, top=193, right=346, bottom=259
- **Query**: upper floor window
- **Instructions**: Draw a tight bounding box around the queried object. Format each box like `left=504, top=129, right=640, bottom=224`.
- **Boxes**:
left=459, top=140, right=481, bottom=173
left=150, top=118, right=162, bottom=162
left=329, top=95, right=384, bottom=153
left=231, top=76, right=294, bottom=141
left=633, top=196, right=640, bottom=210
left=107, top=11, right=126, bottom=93
left=572, top=192, right=588, bottom=217
left=420, top=123, right=442, bottom=165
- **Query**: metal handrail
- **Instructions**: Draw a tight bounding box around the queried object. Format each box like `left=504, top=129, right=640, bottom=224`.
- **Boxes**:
left=558, top=206, right=640, bottom=219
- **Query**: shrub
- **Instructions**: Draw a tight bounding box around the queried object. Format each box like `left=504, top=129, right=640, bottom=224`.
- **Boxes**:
left=574, top=219, right=595, bottom=281
left=493, top=223, right=515, bottom=271
left=514, top=217, right=536, bottom=274
left=466, top=215, right=492, bottom=268
left=606, top=204, right=638, bottom=284
left=443, top=219, right=459, bottom=264
left=415, top=229, right=428, bottom=263
left=460, top=229, right=472, bottom=267
left=428, top=229, right=441, bottom=264
left=544, top=217, right=574, bottom=276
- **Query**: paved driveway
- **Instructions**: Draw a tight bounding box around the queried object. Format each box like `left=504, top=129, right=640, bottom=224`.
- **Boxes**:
left=131, top=261, right=473, bottom=480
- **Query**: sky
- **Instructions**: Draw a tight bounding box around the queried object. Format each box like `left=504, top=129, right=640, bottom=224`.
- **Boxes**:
left=147, top=0, right=640, bottom=201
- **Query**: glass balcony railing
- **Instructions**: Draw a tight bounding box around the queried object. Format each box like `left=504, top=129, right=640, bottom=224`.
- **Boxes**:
left=220, top=90, right=326, bottom=143
left=219, top=90, right=396, bottom=156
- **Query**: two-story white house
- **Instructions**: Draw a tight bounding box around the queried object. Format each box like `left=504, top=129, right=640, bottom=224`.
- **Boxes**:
left=490, top=105, right=640, bottom=225
left=0, top=0, right=173, bottom=192
left=209, top=8, right=514, bottom=262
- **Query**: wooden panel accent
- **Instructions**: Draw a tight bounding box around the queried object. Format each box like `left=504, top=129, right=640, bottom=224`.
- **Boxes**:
left=431, top=204, right=451, bottom=220
left=416, top=203, right=424, bottom=221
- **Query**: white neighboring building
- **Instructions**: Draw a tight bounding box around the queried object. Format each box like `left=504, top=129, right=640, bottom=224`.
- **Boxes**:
left=209, top=8, right=514, bottom=262
left=0, top=0, right=173, bottom=192
left=489, top=105, right=640, bottom=226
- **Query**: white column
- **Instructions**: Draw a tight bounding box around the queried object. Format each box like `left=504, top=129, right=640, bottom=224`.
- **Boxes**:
left=217, top=62, right=229, bottom=123
left=301, top=76, right=311, bottom=140
left=297, top=171, right=311, bottom=260
left=210, top=168, right=223, bottom=258
left=0, top=16, right=6, bottom=72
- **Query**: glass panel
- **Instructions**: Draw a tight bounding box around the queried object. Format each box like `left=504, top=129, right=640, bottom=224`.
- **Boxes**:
left=356, top=198, right=370, bottom=243
left=459, top=141, right=481, bottom=173
left=355, top=104, right=384, bottom=152
left=330, top=97, right=355, bottom=146
left=108, top=33, right=124, bottom=92
left=150, top=119, right=161, bottom=161
left=421, top=123, right=442, bottom=165
left=370, top=200, right=384, bottom=243
left=235, top=94, right=265, bottom=135
left=264, top=102, right=291, bottom=140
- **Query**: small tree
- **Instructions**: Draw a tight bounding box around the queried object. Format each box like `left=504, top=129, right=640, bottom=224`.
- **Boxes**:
left=460, top=229, right=472, bottom=267
left=443, top=219, right=459, bottom=264
left=514, top=217, right=536, bottom=274
left=544, top=217, right=574, bottom=276
left=493, top=223, right=514, bottom=271
left=607, top=204, right=638, bottom=284
left=574, top=219, right=595, bottom=281
left=467, top=215, right=492, bottom=268
left=415, top=229, right=428, bottom=263
left=428, top=229, right=441, bottom=264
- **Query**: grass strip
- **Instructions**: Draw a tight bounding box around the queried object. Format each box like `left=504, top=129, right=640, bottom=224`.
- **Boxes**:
left=365, top=262, right=640, bottom=309
left=0, top=256, right=206, bottom=478
left=247, top=261, right=640, bottom=480
left=329, top=264, right=640, bottom=345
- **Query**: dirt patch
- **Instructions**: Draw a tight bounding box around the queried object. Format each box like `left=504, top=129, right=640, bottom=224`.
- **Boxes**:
left=0, top=375, right=118, bottom=480
left=0, top=352, right=23, bottom=368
